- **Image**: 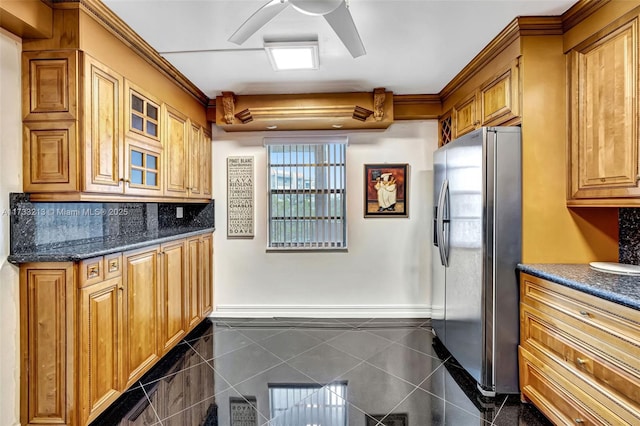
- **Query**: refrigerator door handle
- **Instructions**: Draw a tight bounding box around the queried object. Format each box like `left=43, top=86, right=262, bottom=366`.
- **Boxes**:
left=442, top=179, right=450, bottom=266
left=436, top=178, right=449, bottom=267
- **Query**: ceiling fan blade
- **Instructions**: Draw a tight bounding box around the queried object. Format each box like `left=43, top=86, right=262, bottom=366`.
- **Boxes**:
left=229, top=0, right=290, bottom=45
left=323, top=1, right=366, bottom=58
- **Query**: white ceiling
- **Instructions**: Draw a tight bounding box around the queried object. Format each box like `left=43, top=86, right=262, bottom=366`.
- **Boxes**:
left=102, top=0, right=575, bottom=98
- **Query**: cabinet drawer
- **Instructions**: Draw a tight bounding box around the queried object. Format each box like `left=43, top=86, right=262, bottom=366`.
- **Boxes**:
left=105, top=253, right=122, bottom=280
left=521, top=274, right=640, bottom=373
left=79, top=256, right=104, bottom=287
left=520, top=346, right=607, bottom=426
left=521, top=306, right=640, bottom=422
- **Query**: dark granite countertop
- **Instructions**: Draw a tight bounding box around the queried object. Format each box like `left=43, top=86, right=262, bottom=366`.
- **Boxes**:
left=8, top=227, right=215, bottom=263
left=518, top=264, right=640, bottom=311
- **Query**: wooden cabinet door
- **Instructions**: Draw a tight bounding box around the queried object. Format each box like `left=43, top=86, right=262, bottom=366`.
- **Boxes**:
left=201, top=131, right=212, bottom=198
left=480, top=60, right=519, bottom=126
left=164, top=105, right=189, bottom=197
left=160, top=240, right=187, bottom=354
left=453, top=91, right=478, bottom=137
left=569, top=16, right=640, bottom=201
left=83, top=54, right=125, bottom=194
left=188, top=123, right=202, bottom=197
left=79, top=277, right=123, bottom=425
left=186, top=237, right=201, bottom=330
left=20, top=264, right=75, bottom=426
left=200, top=234, right=214, bottom=317
left=123, top=247, right=161, bottom=388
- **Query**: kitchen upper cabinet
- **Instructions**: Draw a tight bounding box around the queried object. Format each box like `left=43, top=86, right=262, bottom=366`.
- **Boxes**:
left=21, top=50, right=211, bottom=202
left=568, top=14, right=640, bottom=205
left=188, top=123, right=202, bottom=197
left=122, top=247, right=161, bottom=389
left=453, top=91, right=478, bottom=137
left=124, top=82, right=163, bottom=197
left=479, top=60, right=519, bottom=126
left=164, top=105, right=189, bottom=197
left=202, top=131, right=212, bottom=197
left=83, top=56, right=124, bottom=194
left=440, top=59, right=520, bottom=144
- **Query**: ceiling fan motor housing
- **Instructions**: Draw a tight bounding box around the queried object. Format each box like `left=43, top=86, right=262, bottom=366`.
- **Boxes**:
left=290, top=0, right=344, bottom=16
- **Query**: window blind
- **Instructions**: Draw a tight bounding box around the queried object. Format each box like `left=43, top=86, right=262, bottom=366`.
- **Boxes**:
left=267, top=142, right=347, bottom=249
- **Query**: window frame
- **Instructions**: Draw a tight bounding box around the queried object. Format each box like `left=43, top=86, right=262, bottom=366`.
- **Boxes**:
left=265, top=137, right=348, bottom=252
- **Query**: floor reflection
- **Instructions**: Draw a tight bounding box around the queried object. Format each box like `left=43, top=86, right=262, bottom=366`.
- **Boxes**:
left=91, top=318, right=552, bottom=426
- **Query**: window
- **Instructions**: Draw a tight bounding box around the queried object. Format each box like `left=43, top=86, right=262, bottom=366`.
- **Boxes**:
left=267, top=138, right=347, bottom=249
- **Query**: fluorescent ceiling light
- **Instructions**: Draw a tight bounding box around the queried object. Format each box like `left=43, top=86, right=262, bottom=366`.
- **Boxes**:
left=264, top=41, right=319, bottom=71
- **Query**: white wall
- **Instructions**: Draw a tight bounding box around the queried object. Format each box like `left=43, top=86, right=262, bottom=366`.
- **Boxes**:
left=0, top=27, right=23, bottom=426
left=212, top=121, right=437, bottom=318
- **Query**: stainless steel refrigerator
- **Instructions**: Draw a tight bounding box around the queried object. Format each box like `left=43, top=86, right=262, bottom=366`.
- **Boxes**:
left=432, top=126, right=521, bottom=395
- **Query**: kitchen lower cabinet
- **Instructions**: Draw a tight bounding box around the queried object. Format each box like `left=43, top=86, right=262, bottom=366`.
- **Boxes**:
left=519, top=273, right=640, bottom=425
left=160, top=240, right=188, bottom=354
left=187, top=234, right=215, bottom=330
left=19, top=232, right=214, bottom=426
left=122, top=247, right=162, bottom=389
left=79, top=275, right=124, bottom=425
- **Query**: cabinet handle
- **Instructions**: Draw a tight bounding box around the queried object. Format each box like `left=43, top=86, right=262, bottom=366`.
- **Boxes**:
left=108, top=260, right=118, bottom=272
left=636, top=175, right=640, bottom=183
left=88, top=265, right=99, bottom=278
left=576, top=357, right=586, bottom=366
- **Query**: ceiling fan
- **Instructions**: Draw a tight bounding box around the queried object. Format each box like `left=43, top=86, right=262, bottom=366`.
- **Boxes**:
left=228, top=0, right=366, bottom=58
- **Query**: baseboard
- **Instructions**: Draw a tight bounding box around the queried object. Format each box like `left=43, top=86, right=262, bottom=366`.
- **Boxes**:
left=210, top=304, right=432, bottom=318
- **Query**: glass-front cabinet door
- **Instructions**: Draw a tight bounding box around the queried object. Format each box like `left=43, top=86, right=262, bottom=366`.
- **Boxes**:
left=124, top=81, right=163, bottom=196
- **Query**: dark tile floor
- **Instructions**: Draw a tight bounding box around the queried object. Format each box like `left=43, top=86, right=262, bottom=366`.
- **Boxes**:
left=92, top=318, right=552, bottom=426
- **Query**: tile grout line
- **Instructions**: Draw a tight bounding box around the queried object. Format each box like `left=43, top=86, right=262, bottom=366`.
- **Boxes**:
left=139, top=380, right=164, bottom=426
left=491, top=393, right=510, bottom=425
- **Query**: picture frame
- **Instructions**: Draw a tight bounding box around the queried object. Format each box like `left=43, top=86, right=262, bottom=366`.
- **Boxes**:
left=364, top=163, right=409, bottom=218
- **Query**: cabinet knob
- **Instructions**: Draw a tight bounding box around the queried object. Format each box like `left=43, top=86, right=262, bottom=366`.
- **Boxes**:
left=636, top=175, right=640, bottom=183
left=88, top=265, right=99, bottom=278
left=108, top=260, right=118, bottom=272
left=574, top=419, right=584, bottom=424
left=576, top=357, right=586, bottom=366
left=578, top=310, right=590, bottom=317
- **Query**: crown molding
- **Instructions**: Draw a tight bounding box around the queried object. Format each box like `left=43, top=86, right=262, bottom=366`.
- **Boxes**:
left=439, top=16, right=564, bottom=101
left=53, top=0, right=209, bottom=106
left=393, top=94, right=441, bottom=120
left=562, top=0, right=611, bottom=32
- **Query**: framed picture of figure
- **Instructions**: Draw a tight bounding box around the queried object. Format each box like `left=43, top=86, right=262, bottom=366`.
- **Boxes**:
left=364, top=163, right=409, bottom=218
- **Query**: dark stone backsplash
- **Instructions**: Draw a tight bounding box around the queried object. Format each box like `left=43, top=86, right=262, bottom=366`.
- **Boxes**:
left=619, top=208, right=640, bottom=265
left=9, top=193, right=214, bottom=254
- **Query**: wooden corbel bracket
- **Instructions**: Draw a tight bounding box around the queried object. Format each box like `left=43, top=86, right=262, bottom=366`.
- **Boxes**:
left=373, top=87, right=386, bottom=121
left=221, top=91, right=236, bottom=124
